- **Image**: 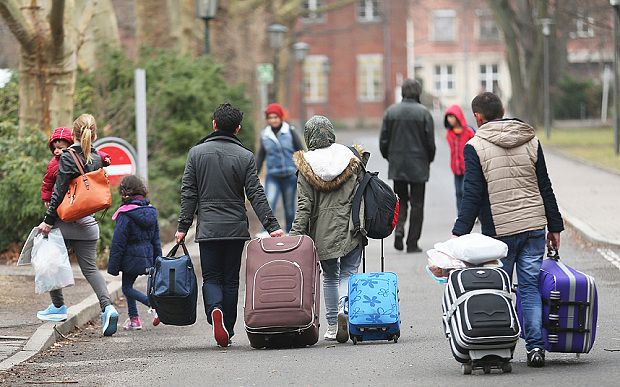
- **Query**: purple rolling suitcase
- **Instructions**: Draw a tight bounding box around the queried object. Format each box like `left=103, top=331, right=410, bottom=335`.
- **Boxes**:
left=516, top=250, right=598, bottom=353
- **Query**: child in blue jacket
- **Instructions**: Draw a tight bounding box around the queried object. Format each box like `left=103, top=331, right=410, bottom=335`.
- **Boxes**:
left=108, top=175, right=162, bottom=330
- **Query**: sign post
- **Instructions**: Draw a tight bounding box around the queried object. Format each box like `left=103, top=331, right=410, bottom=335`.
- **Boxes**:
left=135, top=68, right=148, bottom=183
left=94, top=137, right=138, bottom=187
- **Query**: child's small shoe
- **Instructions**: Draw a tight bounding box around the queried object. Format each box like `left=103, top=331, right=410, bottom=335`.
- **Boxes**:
left=122, top=316, right=142, bottom=331
left=149, top=308, right=160, bottom=326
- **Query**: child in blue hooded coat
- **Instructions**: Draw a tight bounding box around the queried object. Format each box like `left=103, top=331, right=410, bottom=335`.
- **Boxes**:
left=108, top=175, right=162, bottom=330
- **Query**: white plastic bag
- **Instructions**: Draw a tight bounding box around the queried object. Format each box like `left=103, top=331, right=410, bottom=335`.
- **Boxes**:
left=17, top=227, right=39, bottom=266
left=31, top=228, right=74, bottom=294
left=433, top=233, right=508, bottom=264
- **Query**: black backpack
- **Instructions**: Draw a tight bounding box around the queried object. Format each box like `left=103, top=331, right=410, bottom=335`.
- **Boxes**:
left=349, top=147, right=400, bottom=239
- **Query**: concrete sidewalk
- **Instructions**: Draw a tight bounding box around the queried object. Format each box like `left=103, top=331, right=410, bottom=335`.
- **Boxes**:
left=544, top=148, right=620, bottom=247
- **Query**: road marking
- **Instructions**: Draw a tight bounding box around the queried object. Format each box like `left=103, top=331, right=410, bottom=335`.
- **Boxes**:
left=597, top=248, right=620, bottom=271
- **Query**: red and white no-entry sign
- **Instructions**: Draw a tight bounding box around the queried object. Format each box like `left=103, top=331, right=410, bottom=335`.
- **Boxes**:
left=94, top=137, right=138, bottom=187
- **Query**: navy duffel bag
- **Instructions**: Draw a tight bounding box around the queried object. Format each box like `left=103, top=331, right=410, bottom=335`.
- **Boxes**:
left=147, top=241, right=198, bottom=326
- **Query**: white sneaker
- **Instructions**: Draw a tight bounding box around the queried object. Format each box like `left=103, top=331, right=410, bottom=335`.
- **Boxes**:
left=324, top=325, right=337, bottom=340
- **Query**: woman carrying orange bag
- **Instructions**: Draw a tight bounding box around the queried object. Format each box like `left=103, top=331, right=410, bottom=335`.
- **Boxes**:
left=37, top=114, right=119, bottom=337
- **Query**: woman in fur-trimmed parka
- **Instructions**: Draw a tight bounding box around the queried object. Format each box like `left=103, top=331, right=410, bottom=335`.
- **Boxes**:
left=289, top=115, right=369, bottom=344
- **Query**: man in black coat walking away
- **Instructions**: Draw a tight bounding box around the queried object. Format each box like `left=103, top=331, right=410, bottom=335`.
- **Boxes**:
left=176, top=103, right=284, bottom=348
left=380, top=79, right=436, bottom=253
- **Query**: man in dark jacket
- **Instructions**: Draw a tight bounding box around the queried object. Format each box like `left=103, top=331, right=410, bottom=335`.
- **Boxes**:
left=452, top=92, right=563, bottom=368
left=380, top=79, right=436, bottom=253
left=175, top=103, right=284, bottom=347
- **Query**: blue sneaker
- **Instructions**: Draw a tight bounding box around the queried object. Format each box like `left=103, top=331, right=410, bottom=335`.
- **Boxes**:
left=36, top=304, right=68, bottom=322
left=101, top=305, right=119, bottom=336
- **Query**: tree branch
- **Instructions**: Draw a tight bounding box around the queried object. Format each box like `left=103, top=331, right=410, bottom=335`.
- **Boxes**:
left=0, top=0, right=36, bottom=51
left=75, top=0, right=95, bottom=51
left=49, top=0, right=65, bottom=46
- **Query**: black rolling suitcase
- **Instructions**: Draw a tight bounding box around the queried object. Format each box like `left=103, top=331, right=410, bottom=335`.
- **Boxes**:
left=442, top=267, right=520, bottom=374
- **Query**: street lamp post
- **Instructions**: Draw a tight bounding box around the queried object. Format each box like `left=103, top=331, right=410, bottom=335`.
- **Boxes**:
left=293, top=42, right=310, bottom=128
left=540, top=18, right=552, bottom=139
left=611, top=0, right=620, bottom=155
left=267, top=24, right=288, bottom=103
left=197, top=0, right=218, bottom=55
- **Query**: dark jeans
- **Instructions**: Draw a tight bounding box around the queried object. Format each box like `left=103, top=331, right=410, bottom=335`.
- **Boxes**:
left=199, top=240, right=245, bottom=337
left=393, top=181, right=426, bottom=249
left=454, top=174, right=464, bottom=215
left=498, top=229, right=546, bottom=351
left=122, top=273, right=150, bottom=317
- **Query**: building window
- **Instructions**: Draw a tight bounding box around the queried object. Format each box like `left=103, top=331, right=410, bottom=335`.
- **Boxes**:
left=357, top=54, right=383, bottom=102
left=432, top=9, right=456, bottom=42
left=302, top=0, right=324, bottom=23
left=434, top=64, right=455, bottom=95
left=571, top=15, right=594, bottom=38
left=479, top=64, right=499, bottom=94
left=476, top=9, right=500, bottom=41
left=357, top=0, right=380, bottom=22
left=303, top=55, right=328, bottom=103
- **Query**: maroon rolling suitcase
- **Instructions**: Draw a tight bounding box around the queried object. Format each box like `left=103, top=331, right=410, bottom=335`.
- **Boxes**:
left=244, top=235, right=321, bottom=348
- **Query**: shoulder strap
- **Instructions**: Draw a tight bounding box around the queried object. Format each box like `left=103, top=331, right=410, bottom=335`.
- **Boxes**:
left=67, top=148, right=86, bottom=176
left=351, top=171, right=371, bottom=232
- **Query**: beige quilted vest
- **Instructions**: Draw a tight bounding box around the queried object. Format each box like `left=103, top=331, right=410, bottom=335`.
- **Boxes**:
left=469, top=120, right=547, bottom=237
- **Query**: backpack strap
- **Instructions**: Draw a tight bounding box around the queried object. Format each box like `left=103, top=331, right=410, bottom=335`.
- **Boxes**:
left=351, top=171, right=371, bottom=233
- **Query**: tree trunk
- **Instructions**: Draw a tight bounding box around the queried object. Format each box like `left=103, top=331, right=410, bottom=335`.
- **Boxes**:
left=77, top=0, right=121, bottom=72
left=0, top=0, right=78, bottom=134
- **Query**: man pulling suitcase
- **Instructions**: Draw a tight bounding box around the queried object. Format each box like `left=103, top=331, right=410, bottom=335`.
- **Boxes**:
left=176, top=103, right=284, bottom=347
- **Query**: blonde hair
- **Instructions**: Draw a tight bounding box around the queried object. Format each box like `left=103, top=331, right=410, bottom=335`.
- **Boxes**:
left=73, top=114, right=97, bottom=164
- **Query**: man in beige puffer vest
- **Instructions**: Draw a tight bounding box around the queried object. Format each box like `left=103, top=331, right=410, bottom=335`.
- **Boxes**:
left=452, top=92, right=564, bottom=368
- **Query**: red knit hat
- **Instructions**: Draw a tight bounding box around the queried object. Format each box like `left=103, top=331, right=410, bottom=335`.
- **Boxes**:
left=265, top=103, right=285, bottom=119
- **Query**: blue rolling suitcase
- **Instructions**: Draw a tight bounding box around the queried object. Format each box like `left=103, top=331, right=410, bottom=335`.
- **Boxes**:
left=515, top=250, right=598, bottom=353
left=347, top=240, right=400, bottom=344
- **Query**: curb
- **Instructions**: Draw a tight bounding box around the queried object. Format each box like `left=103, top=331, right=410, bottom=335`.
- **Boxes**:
left=0, top=280, right=122, bottom=371
left=560, top=205, right=620, bottom=248
left=0, top=231, right=191, bottom=372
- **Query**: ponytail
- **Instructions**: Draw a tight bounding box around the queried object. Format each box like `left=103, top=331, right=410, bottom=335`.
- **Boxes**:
left=72, top=113, right=97, bottom=164
left=81, top=128, right=92, bottom=164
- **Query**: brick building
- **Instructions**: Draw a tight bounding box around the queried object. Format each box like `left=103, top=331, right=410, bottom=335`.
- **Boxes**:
left=288, top=0, right=410, bottom=128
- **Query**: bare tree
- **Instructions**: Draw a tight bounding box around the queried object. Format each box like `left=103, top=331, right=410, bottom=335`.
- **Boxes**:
left=136, top=0, right=203, bottom=56
left=0, top=0, right=119, bottom=134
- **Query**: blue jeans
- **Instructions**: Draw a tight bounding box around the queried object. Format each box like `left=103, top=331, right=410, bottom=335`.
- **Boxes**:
left=265, top=173, right=297, bottom=232
left=320, top=245, right=362, bottom=326
left=454, top=174, right=464, bottom=215
left=498, top=229, right=546, bottom=351
left=199, top=240, right=245, bottom=337
left=122, top=273, right=150, bottom=317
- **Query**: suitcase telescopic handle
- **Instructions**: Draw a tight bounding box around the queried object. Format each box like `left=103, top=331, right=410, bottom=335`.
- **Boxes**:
left=167, top=241, right=189, bottom=258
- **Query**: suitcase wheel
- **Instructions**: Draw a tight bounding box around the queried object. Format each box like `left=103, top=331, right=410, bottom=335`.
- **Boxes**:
left=462, top=363, right=472, bottom=375
left=351, top=335, right=359, bottom=345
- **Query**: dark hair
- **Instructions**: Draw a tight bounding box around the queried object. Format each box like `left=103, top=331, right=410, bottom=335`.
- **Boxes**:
left=471, top=92, right=504, bottom=122
left=213, top=103, right=243, bottom=133
left=119, top=175, right=148, bottom=203
left=401, top=79, right=422, bottom=101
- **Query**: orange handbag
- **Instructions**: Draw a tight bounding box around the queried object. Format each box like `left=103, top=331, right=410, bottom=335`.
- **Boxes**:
left=56, top=148, right=112, bottom=222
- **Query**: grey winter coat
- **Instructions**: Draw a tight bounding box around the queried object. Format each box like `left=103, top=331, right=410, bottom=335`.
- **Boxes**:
left=379, top=98, right=436, bottom=182
left=178, top=131, right=280, bottom=241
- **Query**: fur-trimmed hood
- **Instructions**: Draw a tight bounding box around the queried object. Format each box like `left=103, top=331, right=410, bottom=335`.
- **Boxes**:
left=293, top=143, right=364, bottom=192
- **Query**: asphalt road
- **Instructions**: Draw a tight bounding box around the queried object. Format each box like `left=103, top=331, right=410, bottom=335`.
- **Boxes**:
left=2, top=128, right=620, bottom=386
